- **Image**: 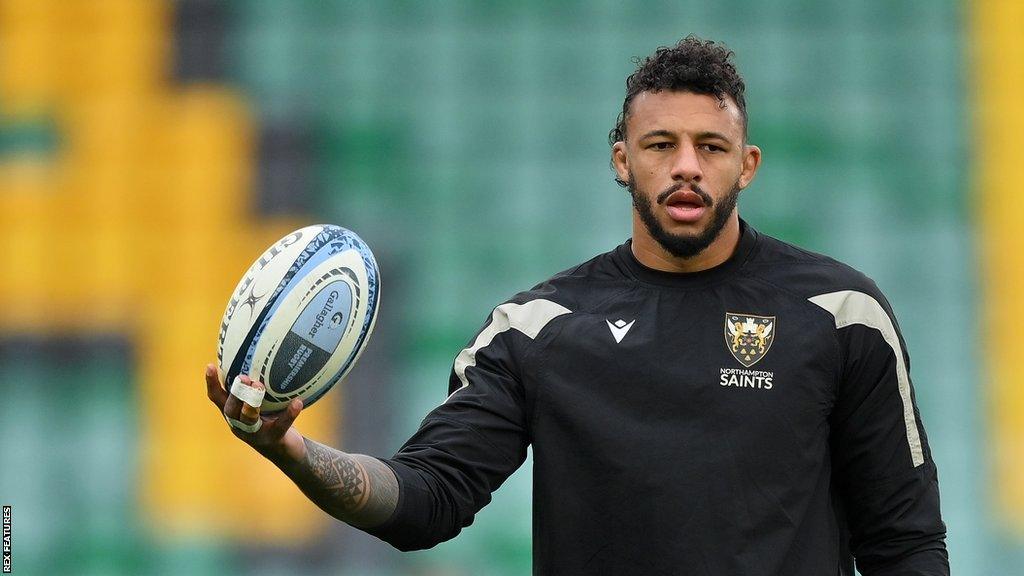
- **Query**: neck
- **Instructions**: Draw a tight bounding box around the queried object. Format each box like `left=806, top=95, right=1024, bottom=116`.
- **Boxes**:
left=630, top=215, right=741, bottom=273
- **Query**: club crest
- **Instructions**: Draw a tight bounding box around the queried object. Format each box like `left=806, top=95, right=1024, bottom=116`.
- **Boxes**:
left=724, top=313, right=775, bottom=367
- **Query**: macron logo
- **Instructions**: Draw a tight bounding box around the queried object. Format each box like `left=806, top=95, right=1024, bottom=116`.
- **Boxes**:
left=606, top=319, right=635, bottom=343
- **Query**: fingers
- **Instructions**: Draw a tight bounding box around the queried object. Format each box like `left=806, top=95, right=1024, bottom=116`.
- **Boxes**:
left=205, top=364, right=228, bottom=408
left=223, top=375, right=270, bottom=437
left=222, top=374, right=246, bottom=422
left=267, top=398, right=303, bottom=437
left=238, top=379, right=265, bottom=426
left=214, top=371, right=301, bottom=442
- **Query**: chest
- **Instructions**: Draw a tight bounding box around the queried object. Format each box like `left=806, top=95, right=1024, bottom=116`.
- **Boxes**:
left=531, top=285, right=838, bottom=453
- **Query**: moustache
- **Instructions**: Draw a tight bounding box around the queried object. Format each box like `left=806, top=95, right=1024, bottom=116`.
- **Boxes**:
left=656, top=182, right=713, bottom=206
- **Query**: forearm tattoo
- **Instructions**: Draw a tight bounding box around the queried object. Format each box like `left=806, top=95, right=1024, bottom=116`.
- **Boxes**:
left=305, top=439, right=370, bottom=511
left=364, top=454, right=400, bottom=517
left=289, top=437, right=398, bottom=528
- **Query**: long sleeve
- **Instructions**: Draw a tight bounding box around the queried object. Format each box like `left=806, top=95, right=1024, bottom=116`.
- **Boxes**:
left=365, top=298, right=568, bottom=551
left=811, top=288, right=949, bottom=575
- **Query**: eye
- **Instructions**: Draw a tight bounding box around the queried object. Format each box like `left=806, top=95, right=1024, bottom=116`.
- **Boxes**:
left=699, top=143, right=725, bottom=153
left=648, top=141, right=674, bottom=150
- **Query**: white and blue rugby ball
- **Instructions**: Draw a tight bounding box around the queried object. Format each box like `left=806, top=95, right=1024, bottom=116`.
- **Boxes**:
left=217, top=224, right=380, bottom=414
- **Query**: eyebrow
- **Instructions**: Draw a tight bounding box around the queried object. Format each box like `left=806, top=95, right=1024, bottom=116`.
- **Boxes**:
left=638, top=129, right=735, bottom=144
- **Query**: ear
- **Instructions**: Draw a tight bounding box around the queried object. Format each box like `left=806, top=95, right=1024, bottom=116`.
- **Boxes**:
left=738, top=144, right=762, bottom=189
left=612, top=141, right=630, bottom=184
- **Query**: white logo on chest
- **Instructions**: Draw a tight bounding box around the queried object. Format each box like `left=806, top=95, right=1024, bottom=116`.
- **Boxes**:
left=605, top=319, right=635, bottom=343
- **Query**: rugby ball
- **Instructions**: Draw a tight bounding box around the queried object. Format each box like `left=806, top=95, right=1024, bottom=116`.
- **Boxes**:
left=217, top=224, right=380, bottom=414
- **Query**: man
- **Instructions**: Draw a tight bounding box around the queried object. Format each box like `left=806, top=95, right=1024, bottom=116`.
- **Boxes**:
left=206, top=36, right=948, bottom=575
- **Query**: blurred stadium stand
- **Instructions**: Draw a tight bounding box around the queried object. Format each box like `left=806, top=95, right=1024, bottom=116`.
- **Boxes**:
left=0, top=0, right=1020, bottom=574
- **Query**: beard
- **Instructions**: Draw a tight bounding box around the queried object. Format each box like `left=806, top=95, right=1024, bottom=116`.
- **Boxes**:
left=628, top=173, right=741, bottom=259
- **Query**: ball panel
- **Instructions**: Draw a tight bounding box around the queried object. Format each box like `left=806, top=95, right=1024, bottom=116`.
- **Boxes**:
left=253, top=251, right=370, bottom=412
left=268, top=279, right=352, bottom=395
left=268, top=331, right=332, bottom=396
left=295, top=300, right=379, bottom=411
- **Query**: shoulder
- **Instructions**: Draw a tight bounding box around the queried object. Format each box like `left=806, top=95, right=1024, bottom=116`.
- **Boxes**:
left=472, top=244, right=635, bottom=344
left=745, top=229, right=901, bottom=332
left=449, top=251, right=615, bottom=374
left=501, top=243, right=633, bottom=315
left=746, top=230, right=887, bottom=303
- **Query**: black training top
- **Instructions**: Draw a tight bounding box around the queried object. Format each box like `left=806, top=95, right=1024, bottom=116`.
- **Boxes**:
left=367, top=220, right=948, bottom=576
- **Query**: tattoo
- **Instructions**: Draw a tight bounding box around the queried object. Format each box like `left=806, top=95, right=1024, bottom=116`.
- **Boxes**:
left=306, top=440, right=370, bottom=511
left=286, top=438, right=398, bottom=528
left=364, top=455, right=400, bottom=517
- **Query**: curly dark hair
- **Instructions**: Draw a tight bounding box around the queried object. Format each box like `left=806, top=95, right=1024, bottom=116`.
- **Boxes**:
left=608, top=35, right=747, bottom=147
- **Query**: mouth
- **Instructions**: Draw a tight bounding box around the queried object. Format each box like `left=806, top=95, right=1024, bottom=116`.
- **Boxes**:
left=662, top=189, right=708, bottom=223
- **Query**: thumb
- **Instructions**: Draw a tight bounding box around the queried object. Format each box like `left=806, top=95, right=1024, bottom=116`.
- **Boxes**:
left=269, top=398, right=303, bottom=437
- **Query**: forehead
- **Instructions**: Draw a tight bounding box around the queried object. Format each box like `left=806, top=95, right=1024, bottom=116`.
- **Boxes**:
left=625, top=90, right=744, bottom=141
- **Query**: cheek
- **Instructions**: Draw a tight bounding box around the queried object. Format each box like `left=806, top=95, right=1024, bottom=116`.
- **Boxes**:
left=709, top=157, right=744, bottom=183
left=633, top=167, right=663, bottom=191
left=633, top=155, right=669, bottom=180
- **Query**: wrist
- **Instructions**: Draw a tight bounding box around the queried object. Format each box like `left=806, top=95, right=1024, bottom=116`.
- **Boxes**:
left=260, top=430, right=307, bottom=470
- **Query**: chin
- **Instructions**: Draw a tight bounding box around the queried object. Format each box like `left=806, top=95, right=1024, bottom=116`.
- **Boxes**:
left=663, top=217, right=710, bottom=234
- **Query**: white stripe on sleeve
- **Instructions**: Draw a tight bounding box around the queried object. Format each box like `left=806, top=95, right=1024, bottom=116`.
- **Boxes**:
left=809, top=290, right=925, bottom=467
left=447, top=299, right=571, bottom=402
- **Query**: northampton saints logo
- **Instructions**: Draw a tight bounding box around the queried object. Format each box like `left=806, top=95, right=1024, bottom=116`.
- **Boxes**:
left=725, top=313, right=776, bottom=367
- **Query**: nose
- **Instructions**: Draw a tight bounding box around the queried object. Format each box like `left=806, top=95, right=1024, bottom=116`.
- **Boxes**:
left=669, top=142, right=702, bottom=183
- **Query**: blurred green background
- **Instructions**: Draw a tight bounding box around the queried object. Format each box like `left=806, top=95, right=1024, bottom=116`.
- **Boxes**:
left=1, top=0, right=1020, bottom=574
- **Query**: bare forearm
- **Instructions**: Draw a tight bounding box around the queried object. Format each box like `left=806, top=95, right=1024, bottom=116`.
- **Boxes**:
left=275, top=437, right=399, bottom=529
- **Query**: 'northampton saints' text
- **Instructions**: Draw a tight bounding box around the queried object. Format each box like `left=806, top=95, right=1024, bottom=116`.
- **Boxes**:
left=720, top=368, right=774, bottom=390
